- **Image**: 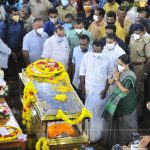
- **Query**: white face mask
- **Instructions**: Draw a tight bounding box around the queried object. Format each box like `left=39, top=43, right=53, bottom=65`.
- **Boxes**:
left=55, top=35, right=63, bottom=42
left=49, top=17, right=57, bottom=24
left=75, top=29, right=83, bottom=34
left=61, top=0, right=69, bottom=6
left=93, top=15, right=99, bottom=21
left=131, top=33, right=141, bottom=40
left=118, top=64, right=125, bottom=73
left=93, top=52, right=102, bottom=58
left=73, top=2, right=77, bottom=8
left=36, top=28, right=44, bottom=36
left=106, top=43, right=116, bottom=50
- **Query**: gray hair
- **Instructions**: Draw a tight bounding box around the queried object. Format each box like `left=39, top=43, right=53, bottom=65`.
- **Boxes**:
left=21, top=4, right=31, bottom=15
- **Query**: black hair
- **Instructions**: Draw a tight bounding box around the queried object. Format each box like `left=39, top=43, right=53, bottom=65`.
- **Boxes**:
left=65, top=13, right=74, bottom=20
left=107, top=11, right=116, bottom=20
left=73, top=17, right=84, bottom=25
left=92, top=40, right=104, bottom=48
left=118, top=54, right=130, bottom=65
left=105, top=24, right=116, bottom=33
left=82, top=0, right=92, bottom=4
left=79, top=34, right=90, bottom=42
left=47, top=8, right=58, bottom=15
left=33, top=18, right=43, bottom=24
left=106, top=33, right=117, bottom=41
left=138, top=9, right=150, bottom=19
left=118, top=5, right=127, bottom=12
left=55, top=25, right=64, bottom=32
left=8, top=6, right=18, bottom=13
left=137, top=18, right=148, bottom=30
left=95, top=7, right=105, bottom=18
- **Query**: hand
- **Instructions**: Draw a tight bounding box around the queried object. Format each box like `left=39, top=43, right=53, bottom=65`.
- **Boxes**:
left=138, top=136, right=150, bottom=149
left=113, top=70, right=120, bottom=81
left=100, top=90, right=107, bottom=100
left=122, top=145, right=130, bottom=150
left=108, top=78, right=114, bottom=85
left=146, top=102, right=150, bottom=111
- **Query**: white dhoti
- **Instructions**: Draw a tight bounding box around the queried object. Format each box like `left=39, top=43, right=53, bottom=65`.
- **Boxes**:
left=85, top=94, right=108, bottom=142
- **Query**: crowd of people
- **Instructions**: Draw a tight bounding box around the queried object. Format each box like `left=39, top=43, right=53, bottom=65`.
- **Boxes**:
left=0, top=0, right=150, bottom=149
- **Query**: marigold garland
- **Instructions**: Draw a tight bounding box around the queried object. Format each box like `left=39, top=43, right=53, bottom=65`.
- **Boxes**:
left=36, top=137, right=49, bottom=150
left=22, top=82, right=37, bottom=132
left=0, top=126, right=22, bottom=142
left=53, top=94, right=67, bottom=102
left=56, top=108, right=92, bottom=125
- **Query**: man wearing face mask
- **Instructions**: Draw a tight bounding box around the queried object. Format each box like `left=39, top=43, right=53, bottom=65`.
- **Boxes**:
left=88, top=7, right=106, bottom=40
left=22, top=18, right=49, bottom=67
left=98, top=11, right=126, bottom=41
left=80, top=40, right=112, bottom=143
left=103, top=33, right=125, bottom=71
left=0, top=6, right=24, bottom=78
left=20, top=4, right=35, bottom=33
left=72, top=34, right=92, bottom=102
left=78, top=0, right=94, bottom=30
left=42, top=25, right=70, bottom=70
left=103, top=0, right=119, bottom=14
left=44, top=8, right=64, bottom=37
left=129, top=23, right=150, bottom=117
left=56, top=0, right=77, bottom=22
left=66, top=17, right=93, bottom=56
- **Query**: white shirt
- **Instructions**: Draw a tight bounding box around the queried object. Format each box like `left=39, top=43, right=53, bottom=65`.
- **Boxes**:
left=103, top=44, right=125, bottom=71
left=72, top=45, right=92, bottom=89
left=0, top=39, right=11, bottom=69
left=41, top=35, right=70, bottom=70
left=79, top=51, right=112, bottom=95
left=23, top=30, right=49, bottom=63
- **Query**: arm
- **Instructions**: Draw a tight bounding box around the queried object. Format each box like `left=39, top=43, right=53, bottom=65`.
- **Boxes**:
left=22, top=50, right=30, bottom=67
left=80, top=75, right=85, bottom=98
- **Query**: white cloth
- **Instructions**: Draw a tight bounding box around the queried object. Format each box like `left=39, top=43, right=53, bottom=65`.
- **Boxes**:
left=23, top=30, right=49, bottom=63
left=41, top=35, right=70, bottom=70
left=80, top=51, right=112, bottom=95
left=72, top=45, right=92, bottom=89
left=103, top=44, right=125, bottom=71
left=85, top=94, right=107, bottom=142
left=0, top=39, right=11, bottom=69
left=127, top=7, right=138, bottom=24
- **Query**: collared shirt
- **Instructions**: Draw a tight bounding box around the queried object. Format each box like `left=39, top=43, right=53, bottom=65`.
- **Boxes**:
left=72, top=45, right=92, bottom=89
left=103, top=44, right=125, bottom=70
left=98, top=23, right=126, bottom=41
left=78, top=11, right=94, bottom=30
left=101, top=36, right=129, bottom=54
left=44, top=20, right=64, bottom=37
left=41, top=35, right=70, bottom=69
left=0, top=18, right=24, bottom=50
left=66, top=29, right=94, bottom=55
left=99, top=0, right=106, bottom=8
left=23, top=30, right=49, bottom=63
left=24, top=15, right=35, bottom=33
left=103, top=2, right=119, bottom=14
left=129, top=35, right=150, bottom=63
left=88, top=20, right=106, bottom=40
left=56, top=5, right=77, bottom=22
left=79, top=51, right=112, bottom=95
left=0, top=39, right=11, bottom=69
left=28, top=0, right=52, bottom=22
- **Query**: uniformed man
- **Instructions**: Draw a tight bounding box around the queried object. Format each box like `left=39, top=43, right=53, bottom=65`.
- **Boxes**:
left=129, top=23, right=150, bottom=117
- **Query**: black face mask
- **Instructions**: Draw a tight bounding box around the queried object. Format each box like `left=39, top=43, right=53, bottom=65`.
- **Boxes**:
left=107, top=22, right=115, bottom=25
left=108, top=0, right=114, bottom=3
left=82, top=48, right=88, bottom=53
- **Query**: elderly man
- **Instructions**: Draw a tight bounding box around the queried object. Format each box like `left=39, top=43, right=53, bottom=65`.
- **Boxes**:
left=22, top=18, right=48, bottom=66
left=80, top=40, right=112, bottom=143
left=129, top=23, right=150, bottom=117
left=41, top=25, right=70, bottom=70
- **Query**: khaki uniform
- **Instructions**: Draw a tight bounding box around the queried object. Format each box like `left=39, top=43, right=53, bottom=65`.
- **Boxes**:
left=28, top=0, right=52, bottom=22
left=129, top=35, right=150, bottom=116
left=56, top=5, right=77, bottom=22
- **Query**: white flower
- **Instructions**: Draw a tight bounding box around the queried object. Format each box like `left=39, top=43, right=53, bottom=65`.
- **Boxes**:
left=0, top=69, right=4, bottom=79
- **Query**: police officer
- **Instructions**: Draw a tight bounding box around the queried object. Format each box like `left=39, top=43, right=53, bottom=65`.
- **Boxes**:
left=129, top=23, right=150, bottom=117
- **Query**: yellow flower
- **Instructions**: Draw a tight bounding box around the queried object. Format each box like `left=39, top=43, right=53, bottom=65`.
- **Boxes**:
left=53, top=94, right=67, bottom=102
left=36, top=137, right=49, bottom=150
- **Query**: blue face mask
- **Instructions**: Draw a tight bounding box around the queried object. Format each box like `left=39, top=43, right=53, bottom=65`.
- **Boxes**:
left=61, top=0, right=69, bottom=7
left=63, top=23, right=72, bottom=30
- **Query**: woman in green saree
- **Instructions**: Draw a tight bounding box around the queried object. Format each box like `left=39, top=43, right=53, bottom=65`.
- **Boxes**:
left=102, top=54, right=138, bottom=148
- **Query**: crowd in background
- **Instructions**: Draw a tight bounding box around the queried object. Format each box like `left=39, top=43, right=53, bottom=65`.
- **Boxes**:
left=0, top=0, right=150, bottom=149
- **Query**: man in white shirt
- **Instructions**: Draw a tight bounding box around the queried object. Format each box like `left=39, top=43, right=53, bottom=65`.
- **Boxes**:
left=22, top=18, right=49, bottom=67
left=80, top=40, right=112, bottom=143
left=72, top=34, right=92, bottom=102
left=103, top=33, right=126, bottom=71
left=41, top=25, right=70, bottom=70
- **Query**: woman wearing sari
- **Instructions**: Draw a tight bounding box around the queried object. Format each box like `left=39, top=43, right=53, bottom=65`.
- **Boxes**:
left=102, top=54, right=138, bottom=148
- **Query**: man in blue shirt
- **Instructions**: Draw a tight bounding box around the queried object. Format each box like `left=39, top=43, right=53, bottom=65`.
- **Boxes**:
left=101, top=24, right=129, bottom=54
left=44, top=8, right=64, bottom=37
left=0, top=6, right=24, bottom=78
